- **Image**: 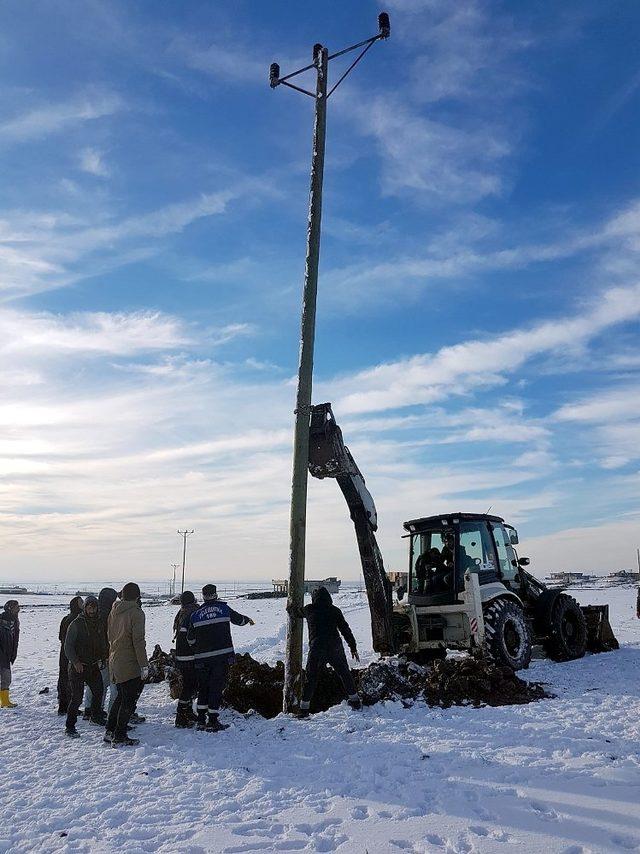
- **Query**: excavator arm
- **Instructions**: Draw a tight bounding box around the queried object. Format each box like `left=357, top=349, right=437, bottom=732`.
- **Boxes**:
left=308, top=403, right=395, bottom=654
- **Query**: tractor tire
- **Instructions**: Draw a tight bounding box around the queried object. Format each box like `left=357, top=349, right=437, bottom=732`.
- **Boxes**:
left=483, top=598, right=532, bottom=671
left=541, top=593, right=587, bottom=661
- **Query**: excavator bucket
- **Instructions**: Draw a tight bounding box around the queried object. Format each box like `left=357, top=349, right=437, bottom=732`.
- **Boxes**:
left=580, top=604, right=619, bottom=653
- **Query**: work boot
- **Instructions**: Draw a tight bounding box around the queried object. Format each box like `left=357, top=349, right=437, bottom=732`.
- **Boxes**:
left=196, top=710, right=207, bottom=731
left=186, top=706, right=198, bottom=723
left=130, top=712, right=146, bottom=724
left=90, top=710, right=108, bottom=726
left=205, top=713, right=229, bottom=733
left=65, top=726, right=80, bottom=739
left=175, top=706, right=195, bottom=729
left=103, top=730, right=114, bottom=744
left=347, top=695, right=362, bottom=711
left=57, top=705, right=66, bottom=716
left=0, top=690, right=17, bottom=708
left=112, top=735, right=140, bottom=747
left=297, top=700, right=311, bottom=719
left=82, top=708, right=91, bottom=720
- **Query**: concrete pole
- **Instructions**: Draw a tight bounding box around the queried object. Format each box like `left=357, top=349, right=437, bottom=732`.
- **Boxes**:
left=283, top=45, right=329, bottom=712
left=178, top=530, right=194, bottom=594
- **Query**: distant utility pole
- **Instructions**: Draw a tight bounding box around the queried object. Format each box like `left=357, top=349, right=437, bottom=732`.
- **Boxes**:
left=269, top=13, right=390, bottom=713
left=177, top=530, right=194, bottom=594
left=170, top=563, right=179, bottom=597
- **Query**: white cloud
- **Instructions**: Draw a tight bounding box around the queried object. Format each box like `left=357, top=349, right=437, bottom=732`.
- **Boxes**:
left=0, top=93, right=123, bottom=142
left=329, top=283, right=640, bottom=415
left=79, top=147, right=109, bottom=177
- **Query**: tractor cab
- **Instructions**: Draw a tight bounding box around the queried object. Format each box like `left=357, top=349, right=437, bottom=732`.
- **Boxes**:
left=403, top=513, right=523, bottom=608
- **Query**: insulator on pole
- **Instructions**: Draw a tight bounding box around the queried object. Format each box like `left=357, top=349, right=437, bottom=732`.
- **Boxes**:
left=378, top=12, right=390, bottom=39
left=313, top=43, right=323, bottom=61
left=269, top=62, right=280, bottom=88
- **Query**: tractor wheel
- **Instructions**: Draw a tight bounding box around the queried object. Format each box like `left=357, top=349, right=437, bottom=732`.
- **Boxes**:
left=541, top=594, right=587, bottom=661
left=483, top=598, right=532, bottom=671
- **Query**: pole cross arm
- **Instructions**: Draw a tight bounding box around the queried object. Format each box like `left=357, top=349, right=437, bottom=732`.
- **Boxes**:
left=269, top=12, right=390, bottom=95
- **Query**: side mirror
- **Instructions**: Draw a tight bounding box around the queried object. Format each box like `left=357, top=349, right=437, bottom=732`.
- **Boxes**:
left=509, top=530, right=519, bottom=545
left=518, top=557, right=530, bottom=567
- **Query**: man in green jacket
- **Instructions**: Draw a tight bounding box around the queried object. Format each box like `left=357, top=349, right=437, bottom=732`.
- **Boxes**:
left=63, top=596, right=107, bottom=737
left=105, top=583, right=149, bottom=747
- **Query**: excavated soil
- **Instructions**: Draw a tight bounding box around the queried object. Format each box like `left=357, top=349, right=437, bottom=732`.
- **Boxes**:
left=223, top=652, right=551, bottom=719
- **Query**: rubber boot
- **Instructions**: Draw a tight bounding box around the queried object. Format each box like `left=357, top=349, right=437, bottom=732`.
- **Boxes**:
left=196, top=710, right=207, bottom=731
left=347, top=694, right=362, bottom=711
left=0, top=690, right=17, bottom=708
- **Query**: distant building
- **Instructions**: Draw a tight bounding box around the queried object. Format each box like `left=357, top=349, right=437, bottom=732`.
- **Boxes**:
left=608, top=570, right=640, bottom=582
left=387, top=571, right=408, bottom=589
left=0, top=586, right=27, bottom=595
left=271, top=577, right=342, bottom=596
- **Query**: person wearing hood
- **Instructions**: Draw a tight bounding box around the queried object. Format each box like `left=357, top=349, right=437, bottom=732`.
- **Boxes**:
left=63, top=596, right=108, bottom=737
left=105, top=582, right=149, bottom=746
left=288, top=586, right=361, bottom=716
left=57, top=596, right=83, bottom=715
left=83, top=587, right=118, bottom=720
left=187, top=584, right=254, bottom=732
left=173, top=590, right=199, bottom=728
left=0, top=600, right=20, bottom=709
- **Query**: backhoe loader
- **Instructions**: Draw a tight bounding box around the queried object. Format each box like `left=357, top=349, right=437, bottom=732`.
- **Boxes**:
left=308, top=402, right=619, bottom=670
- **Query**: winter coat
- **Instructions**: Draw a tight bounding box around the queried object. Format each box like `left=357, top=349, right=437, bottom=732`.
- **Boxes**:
left=297, top=588, right=357, bottom=653
left=0, top=607, right=19, bottom=668
left=97, top=587, right=118, bottom=654
left=59, top=599, right=84, bottom=646
left=64, top=613, right=108, bottom=668
left=187, top=599, right=251, bottom=666
left=107, top=599, right=148, bottom=684
left=173, top=602, right=199, bottom=665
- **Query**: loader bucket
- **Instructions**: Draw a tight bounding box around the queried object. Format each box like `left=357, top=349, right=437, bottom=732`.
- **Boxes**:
left=580, top=604, right=619, bottom=653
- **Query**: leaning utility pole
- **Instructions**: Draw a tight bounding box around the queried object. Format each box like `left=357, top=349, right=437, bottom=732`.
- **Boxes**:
left=270, top=13, right=390, bottom=713
left=177, top=530, right=194, bottom=594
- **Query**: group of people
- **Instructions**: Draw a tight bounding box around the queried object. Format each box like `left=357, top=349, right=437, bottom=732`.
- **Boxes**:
left=58, top=582, right=149, bottom=744
left=1, top=582, right=363, bottom=737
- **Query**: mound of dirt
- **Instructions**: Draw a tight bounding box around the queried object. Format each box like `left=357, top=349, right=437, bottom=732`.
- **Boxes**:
left=221, top=653, right=550, bottom=719
left=422, top=656, right=549, bottom=708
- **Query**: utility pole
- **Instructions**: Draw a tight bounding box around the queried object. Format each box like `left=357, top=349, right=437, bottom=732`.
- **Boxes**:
left=270, top=13, right=390, bottom=713
left=177, top=530, right=194, bottom=594
left=170, top=563, right=179, bottom=597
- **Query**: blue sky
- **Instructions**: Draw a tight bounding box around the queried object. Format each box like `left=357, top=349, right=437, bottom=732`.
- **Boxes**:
left=1, top=0, right=639, bottom=582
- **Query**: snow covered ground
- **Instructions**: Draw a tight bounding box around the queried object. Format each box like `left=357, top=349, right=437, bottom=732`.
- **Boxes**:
left=2, top=587, right=640, bottom=853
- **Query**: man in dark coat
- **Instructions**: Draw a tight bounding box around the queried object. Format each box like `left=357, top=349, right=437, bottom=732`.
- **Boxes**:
left=0, top=600, right=20, bottom=709
left=83, top=587, right=118, bottom=719
left=57, top=596, right=84, bottom=715
left=173, top=590, right=199, bottom=728
left=63, top=595, right=108, bottom=737
left=289, top=586, right=361, bottom=715
left=187, top=584, right=254, bottom=732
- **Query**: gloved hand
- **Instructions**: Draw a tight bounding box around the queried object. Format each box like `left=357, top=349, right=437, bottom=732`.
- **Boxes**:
left=140, top=666, right=149, bottom=681
left=247, top=618, right=255, bottom=625
left=351, top=648, right=360, bottom=662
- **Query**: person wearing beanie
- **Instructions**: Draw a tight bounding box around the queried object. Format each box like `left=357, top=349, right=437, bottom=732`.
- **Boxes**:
left=187, top=584, right=254, bottom=732
left=105, top=582, right=148, bottom=746
left=0, top=601, right=20, bottom=709
left=63, top=596, right=108, bottom=737
left=288, top=586, right=361, bottom=716
left=57, top=596, right=83, bottom=715
left=172, top=590, right=199, bottom=728
left=83, top=588, right=118, bottom=720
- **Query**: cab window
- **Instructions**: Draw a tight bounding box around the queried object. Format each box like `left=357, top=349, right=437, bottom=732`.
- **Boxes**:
left=492, top=524, right=518, bottom=582
left=411, top=529, right=454, bottom=595
left=457, top=521, right=496, bottom=577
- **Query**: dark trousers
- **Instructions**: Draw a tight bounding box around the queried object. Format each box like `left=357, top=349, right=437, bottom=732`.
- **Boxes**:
left=196, top=657, right=230, bottom=715
left=57, top=650, right=71, bottom=710
left=66, top=663, right=103, bottom=728
left=178, top=663, right=197, bottom=707
left=107, top=677, right=143, bottom=739
left=302, top=640, right=357, bottom=705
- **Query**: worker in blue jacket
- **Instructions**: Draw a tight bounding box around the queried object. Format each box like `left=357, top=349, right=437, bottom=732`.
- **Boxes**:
left=187, top=584, right=254, bottom=732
